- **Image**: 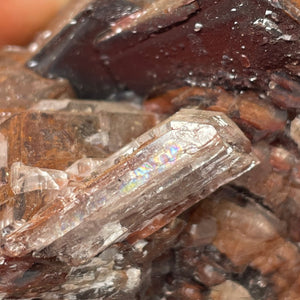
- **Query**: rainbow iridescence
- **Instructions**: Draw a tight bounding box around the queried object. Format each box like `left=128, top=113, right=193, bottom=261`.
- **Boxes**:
left=121, top=142, right=182, bottom=194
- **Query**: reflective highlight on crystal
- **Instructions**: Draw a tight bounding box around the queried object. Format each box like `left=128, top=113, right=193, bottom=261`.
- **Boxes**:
left=0, top=109, right=258, bottom=264
left=10, top=162, right=69, bottom=194
left=121, top=142, right=183, bottom=194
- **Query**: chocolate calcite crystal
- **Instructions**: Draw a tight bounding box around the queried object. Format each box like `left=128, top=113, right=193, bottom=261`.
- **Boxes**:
left=232, top=141, right=300, bottom=242
left=186, top=188, right=300, bottom=300
left=1, top=109, right=258, bottom=264
left=29, top=0, right=300, bottom=99
left=145, top=86, right=288, bottom=141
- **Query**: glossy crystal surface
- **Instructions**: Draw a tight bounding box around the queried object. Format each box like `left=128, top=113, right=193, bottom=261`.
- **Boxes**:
left=1, top=1, right=300, bottom=298
left=29, top=0, right=300, bottom=99
left=1, top=108, right=257, bottom=264
left=0, top=101, right=157, bottom=204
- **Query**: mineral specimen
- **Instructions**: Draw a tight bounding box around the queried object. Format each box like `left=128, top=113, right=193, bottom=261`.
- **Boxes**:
left=1, top=108, right=257, bottom=264
left=0, top=0, right=299, bottom=299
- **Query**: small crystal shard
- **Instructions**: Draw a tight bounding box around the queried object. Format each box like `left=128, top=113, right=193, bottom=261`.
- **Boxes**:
left=10, top=162, right=69, bottom=195
left=1, top=108, right=258, bottom=264
left=65, top=157, right=104, bottom=180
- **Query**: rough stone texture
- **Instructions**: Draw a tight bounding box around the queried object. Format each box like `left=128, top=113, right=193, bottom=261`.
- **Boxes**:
left=145, top=86, right=288, bottom=142
left=193, top=189, right=300, bottom=300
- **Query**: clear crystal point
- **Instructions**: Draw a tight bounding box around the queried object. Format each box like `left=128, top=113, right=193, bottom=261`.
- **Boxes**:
left=1, top=109, right=258, bottom=264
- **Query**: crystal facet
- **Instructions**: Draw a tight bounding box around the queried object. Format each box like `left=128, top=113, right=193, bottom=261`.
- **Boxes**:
left=29, top=0, right=300, bottom=99
left=0, top=102, right=157, bottom=204
left=10, top=162, right=69, bottom=195
left=1, top=108, right=258, bottom=264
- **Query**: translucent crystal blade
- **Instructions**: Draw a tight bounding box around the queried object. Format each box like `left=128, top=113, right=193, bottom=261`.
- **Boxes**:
left=65, top=158, right=104, bottom=180
left=10, top=162, right=69, bottom=195
left=0, top=159, right=105, bottom=235
left=1, top=109, right=258, bottom=263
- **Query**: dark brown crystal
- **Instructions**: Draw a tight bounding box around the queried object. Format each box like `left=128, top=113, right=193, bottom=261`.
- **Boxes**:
left=29, top=0, right=300, bottom=99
